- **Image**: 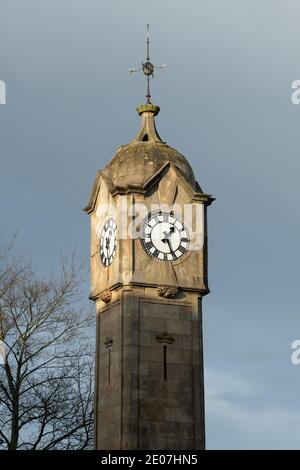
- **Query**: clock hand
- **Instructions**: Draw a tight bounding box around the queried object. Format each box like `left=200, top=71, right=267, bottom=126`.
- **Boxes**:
left=105, top=236, right=110, bottom=256
left=168, top=226, right=175, bottom=252
left=105, top=229, right=114, bottom=256
left=163, top=238, right=172, bottom=253
left=162, top=227, right=175, bottom=253
left=167, top=237, right=174, bottom=253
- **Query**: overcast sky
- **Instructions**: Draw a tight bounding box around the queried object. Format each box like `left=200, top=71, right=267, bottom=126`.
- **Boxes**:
left=1, top=0, right=300, bottom=449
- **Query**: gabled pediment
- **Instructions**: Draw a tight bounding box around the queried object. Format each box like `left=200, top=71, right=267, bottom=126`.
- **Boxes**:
left=84, top=171, right=114, bottom=214
left=84, top=161, right=213, bottom=214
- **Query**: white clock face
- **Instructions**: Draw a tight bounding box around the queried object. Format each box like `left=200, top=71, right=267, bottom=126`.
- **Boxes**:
left=141, top=211, right=190, bottom=261
left=100, top=218, right=117, bottom=266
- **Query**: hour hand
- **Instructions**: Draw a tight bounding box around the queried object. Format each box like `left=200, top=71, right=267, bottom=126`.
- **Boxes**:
left=162, top=238, right=172, bottom=253
left=105, top=236, right=110, bottom=255
left=162, top=230, right=174, bottom=253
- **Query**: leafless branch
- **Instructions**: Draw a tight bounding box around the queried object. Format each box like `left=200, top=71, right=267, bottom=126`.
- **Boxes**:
left=0, top=242, right=94, bottom=450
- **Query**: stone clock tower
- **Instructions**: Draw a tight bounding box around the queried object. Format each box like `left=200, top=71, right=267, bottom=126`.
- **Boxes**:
left=85, top=28, right=213, bottom=450
left=84, top=101, right=214, bottom=450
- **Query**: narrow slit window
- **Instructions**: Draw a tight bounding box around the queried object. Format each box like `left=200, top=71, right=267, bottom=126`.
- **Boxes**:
left=156, top=333, right=174, bottom=383
left=163, top=345, right=167, bottom=381
left=108, top=348, right=111, bottom=385
left=104, top=337, right=113, bottom=386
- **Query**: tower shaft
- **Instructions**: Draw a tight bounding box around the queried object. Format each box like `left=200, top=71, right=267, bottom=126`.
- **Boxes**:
left=94, top=286, right=205, bottom=449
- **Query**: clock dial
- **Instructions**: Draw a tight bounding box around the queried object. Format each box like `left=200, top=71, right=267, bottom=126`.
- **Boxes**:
left=141, top=211, right=190, bottom=262
left=99, top=218, right=117, bottom=266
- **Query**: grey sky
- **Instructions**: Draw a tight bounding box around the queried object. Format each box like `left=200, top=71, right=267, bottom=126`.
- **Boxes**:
left=1, top=0, right=300, bottom=449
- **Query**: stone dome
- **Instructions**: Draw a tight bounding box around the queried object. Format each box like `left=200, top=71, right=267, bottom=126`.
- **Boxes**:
left=102, top=104, right=196, bottom=191
left=84, top=104, right=212, bottom=214
left=103, top=141, right=196, bottom=190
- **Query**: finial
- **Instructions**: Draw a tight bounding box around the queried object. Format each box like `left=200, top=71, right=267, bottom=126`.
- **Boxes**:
left=129, top=25, right=167, bottom=104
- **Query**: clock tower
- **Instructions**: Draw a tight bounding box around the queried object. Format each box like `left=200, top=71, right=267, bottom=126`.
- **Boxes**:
left=84, top=102, right=214, bottom=449
left=84, top=27, right=214, bottom=450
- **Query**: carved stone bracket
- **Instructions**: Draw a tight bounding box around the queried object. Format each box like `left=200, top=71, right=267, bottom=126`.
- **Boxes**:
left=157, top=286, right=179, bottom=299
left=104, top=337, right=113, bottom=349
left=156, top=332, right=174, bottom=345
left=100, top=290, right=112, bottom=303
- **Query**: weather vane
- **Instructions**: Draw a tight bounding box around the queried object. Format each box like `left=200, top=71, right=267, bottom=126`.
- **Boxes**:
left=129, top=24, right=166, bottom=104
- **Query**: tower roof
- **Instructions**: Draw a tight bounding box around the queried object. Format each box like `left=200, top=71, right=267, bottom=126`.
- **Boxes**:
left=84, top=104, right=214, bottom=213
left=103, top=105, right=196, bottom=190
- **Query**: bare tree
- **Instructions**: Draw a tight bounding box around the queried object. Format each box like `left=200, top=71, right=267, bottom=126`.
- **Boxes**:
left=0, top=243, right=94, bottom=450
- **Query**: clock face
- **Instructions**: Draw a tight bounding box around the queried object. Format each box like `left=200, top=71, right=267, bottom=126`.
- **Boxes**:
left=99, top=218, right=117, bottom=266
left=141, top=211, right=190, bottom=262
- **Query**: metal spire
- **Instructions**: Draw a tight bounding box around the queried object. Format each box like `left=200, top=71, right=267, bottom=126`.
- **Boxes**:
left=129, top=24, right=166, bottom=104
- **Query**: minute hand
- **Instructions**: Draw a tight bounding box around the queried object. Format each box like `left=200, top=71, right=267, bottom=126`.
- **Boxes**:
left=162, top=227, right=175, bottom=252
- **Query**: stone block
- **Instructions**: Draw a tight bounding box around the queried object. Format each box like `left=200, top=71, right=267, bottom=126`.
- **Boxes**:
left=166, top=319, right=192, bottom=336
left=140, top=346, right=162, bottom=362
left=180, top=423, right=194, bottom=440
left=167, top=348, right=192, bottom=364
left=139, top=360, right=149, bottom=375
left=140, top=397, right=165, bottom=421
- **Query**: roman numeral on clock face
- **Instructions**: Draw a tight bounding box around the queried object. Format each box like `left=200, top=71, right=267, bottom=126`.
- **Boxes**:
left=145, top=241, right=154, bottom=250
